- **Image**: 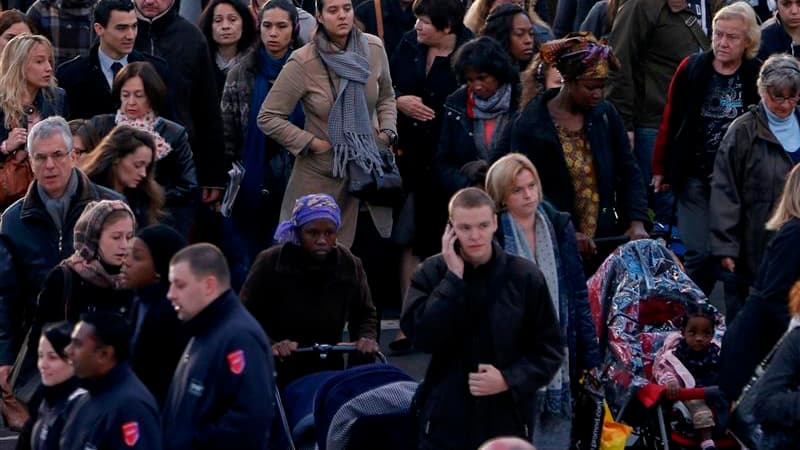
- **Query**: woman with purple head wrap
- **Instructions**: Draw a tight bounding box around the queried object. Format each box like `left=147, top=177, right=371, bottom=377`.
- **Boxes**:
left=273, top=193, right=342, bottom=245
left=243, top=193, right=378, bottom=387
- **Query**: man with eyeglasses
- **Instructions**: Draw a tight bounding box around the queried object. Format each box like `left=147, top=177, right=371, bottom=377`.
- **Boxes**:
left=652, top=3, right=762, bottom=301
left=0, top=116, right=122, bottom=399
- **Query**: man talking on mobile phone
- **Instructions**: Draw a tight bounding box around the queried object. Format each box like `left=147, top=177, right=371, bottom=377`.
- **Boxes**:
left=400, top=187, right=564, bottom=450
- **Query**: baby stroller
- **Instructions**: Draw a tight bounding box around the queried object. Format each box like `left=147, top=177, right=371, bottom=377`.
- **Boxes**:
left=587, top=239, right=736, bottom=449
left=274, top=344, right=418, bottom=450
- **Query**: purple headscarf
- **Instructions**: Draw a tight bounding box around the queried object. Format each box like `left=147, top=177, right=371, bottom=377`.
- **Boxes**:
left=273, top=194, right=342, bottom=244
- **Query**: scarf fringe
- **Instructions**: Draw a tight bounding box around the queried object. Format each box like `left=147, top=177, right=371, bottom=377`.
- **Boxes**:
left=332, top=132, right=384, bottom=179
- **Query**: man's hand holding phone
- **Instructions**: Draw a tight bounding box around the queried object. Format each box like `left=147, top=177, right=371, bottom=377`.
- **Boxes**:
left=442, top=222, right=464, bottom=279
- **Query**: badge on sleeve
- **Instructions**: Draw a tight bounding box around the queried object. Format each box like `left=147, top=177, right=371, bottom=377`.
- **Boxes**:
left=122, top=422, right=139, bottom=447
left=227, top=349, right=246, bottom=375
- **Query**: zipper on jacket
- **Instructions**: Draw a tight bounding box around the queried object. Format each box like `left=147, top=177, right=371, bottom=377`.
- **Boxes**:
left=425, top=420, right=430, bottom=435
left=58, top=230, right=63, bottom=257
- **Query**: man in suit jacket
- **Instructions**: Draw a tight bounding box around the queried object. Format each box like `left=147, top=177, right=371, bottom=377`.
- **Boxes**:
left=57, top=0, right=175, bottom=122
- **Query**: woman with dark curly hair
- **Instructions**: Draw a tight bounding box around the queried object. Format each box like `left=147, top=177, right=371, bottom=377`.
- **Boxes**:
left=80, top=125, right=165, bottom=227
left=198, top=0, right=257, bottom=97
left=435, top=36, right=519, bottom=200
left=479, top=4, right=535, bottom=70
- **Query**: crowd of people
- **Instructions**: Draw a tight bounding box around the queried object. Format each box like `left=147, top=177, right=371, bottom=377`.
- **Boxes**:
left=0, top=0, right=798, bottom=447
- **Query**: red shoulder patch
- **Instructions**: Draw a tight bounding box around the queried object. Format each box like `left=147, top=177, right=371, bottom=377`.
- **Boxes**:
left=227, top=349, right=246, bottom=375
left=122, top=421, right=139, bottom=447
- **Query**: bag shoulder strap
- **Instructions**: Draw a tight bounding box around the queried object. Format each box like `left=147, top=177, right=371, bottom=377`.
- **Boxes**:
left=678, top=9, right=710, bottom=50
left=61, top=265, right=73, bottom=320
left=373, top=0, right=384, bottom=41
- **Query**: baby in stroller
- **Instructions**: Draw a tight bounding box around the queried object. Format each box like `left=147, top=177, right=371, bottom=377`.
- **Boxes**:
left=653, top=303, right=722, bottom=450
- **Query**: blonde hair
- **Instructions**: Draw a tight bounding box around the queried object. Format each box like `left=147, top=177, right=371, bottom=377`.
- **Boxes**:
left=0, top=34, right=56, bottom=130
left=485, top=153, right=542, bottom=209
left=766, top=164, right=800, bottom=230
left=712, top=2, right=761, bottom=60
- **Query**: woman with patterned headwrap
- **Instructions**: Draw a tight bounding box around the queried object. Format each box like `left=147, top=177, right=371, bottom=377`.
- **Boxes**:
left=505, top=32, right=649, bottom=269
left=239, top=193, right=379, bottom=387
left=34, top=200, right=136, bottom=327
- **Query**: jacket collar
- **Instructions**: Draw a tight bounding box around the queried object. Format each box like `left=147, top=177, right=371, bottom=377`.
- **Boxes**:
left=274, top=243, right=356, bottom=282
left=185, top=289, right=238, bottom=336
left=136, top=0, right=178, bottom=29
left=20, top=168, right=99, bottom=224
left=753, top=102, right=800, bottom=146
left=80, top=362, right=131, bottom=395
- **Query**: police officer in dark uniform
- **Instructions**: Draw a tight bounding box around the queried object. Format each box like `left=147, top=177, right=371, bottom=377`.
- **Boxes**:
left=162, top=243, right=275, bottom=450
left=61, top=311, right=162, bottom=450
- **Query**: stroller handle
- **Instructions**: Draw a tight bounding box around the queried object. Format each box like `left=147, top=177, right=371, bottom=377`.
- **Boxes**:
left=671, top=387, right=708, bottom=401
left=294, top=343, right=389, bottom=364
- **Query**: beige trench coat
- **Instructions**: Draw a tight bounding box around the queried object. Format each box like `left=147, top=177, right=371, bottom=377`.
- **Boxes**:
left=257, top=33, right=397, bottom=248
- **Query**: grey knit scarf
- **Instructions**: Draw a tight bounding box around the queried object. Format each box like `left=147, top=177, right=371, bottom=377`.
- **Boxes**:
left=315, top=28, right=384, bottom=179
left=471, top=83, right=512, bottom=119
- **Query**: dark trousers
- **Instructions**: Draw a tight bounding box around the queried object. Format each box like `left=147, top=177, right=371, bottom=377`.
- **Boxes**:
left=677, top=177, right=716, bottom=295
left=351, top=209, right=402, bottom=337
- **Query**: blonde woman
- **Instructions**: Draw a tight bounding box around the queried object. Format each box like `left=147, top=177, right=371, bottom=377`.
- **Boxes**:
left=486, top=153, right=599, bottom=450
left=0, top=34, right=65, bottom=208
left=752, top=280, right=800, bottom=449
left=720, top=163, right=800, bottom=402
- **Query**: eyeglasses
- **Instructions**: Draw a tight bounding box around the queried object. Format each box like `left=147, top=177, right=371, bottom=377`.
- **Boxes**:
left=31, top=150, right=70, bottom=165
left=769, top=92, right=800, bottom=105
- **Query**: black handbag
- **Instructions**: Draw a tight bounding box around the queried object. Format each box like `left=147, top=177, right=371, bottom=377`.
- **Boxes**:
left=7, top=267, right=73, bottom=409
left=728, top=325, right=797, bottom=449
left=573, top=371, right=605, bottom=450
left=347, top=148, right=404, bottom=208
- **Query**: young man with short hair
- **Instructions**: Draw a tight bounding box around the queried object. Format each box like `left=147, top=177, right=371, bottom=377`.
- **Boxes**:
left=56, top=0, right=174, bottom=120
left=401, top=187, right=564, bottom=450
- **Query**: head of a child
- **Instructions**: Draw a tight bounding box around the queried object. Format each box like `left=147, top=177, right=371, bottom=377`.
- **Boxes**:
left=680, top=303, right=716, bottom=353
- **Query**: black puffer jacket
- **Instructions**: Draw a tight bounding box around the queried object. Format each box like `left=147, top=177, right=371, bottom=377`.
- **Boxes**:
left=401, top=243, right=563, bottom=449
left=0, top=170, right=122, bottom=365
left=134, top=3, right=226, bottom=187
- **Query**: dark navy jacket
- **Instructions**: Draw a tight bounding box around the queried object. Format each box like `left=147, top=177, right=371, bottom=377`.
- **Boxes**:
left=60, top=363, right=162, bottom=450
left=162, top=290, right=275, bottom=450
left=758, top=14, right=798, bottom=62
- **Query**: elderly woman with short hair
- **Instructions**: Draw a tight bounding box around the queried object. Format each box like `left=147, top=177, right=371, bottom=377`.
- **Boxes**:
left=710, top=53, right=800, bottom=321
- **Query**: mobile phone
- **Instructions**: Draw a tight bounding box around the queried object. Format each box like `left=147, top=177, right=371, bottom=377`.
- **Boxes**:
left=447, top=220, right=462, bottom=254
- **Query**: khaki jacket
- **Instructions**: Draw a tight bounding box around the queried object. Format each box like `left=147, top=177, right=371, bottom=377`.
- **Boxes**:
left=257, top=33, right=397, bottom=247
